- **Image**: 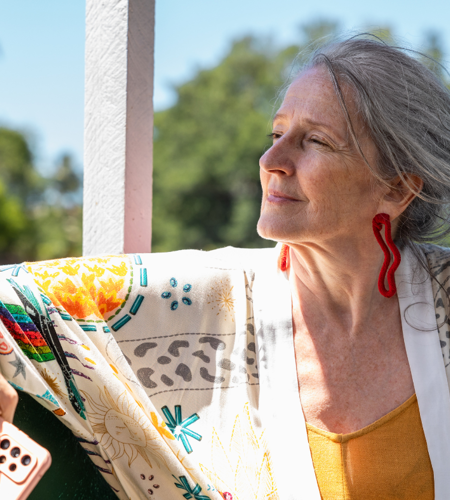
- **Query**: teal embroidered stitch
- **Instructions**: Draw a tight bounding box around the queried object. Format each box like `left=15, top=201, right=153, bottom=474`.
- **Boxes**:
left=162, top=405, right=201, bottom=454
left=173, top=475, right=210, bottom=500
left=162, top=279, right=193, bottom=310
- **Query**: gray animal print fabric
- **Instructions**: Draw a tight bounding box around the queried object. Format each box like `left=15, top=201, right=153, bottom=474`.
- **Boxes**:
left=424, top=244, right=450, bottom=392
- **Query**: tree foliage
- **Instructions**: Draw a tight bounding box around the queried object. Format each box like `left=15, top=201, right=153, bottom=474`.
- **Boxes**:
left=0, top=127, right=82, bottom=264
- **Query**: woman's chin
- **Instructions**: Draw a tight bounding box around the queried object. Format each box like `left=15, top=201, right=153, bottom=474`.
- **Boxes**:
left=257, top=215, right=296, bottom=242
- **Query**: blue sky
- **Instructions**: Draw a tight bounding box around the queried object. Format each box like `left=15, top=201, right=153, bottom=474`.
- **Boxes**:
left=0, top=0, right=449, bottom=172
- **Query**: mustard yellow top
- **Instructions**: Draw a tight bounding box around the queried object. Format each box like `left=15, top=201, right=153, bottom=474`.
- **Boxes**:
left=306, top=394, right=434, bottom=499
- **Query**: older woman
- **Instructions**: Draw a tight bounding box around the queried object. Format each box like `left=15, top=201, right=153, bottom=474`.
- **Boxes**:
left=1, top=38, right=450, bottom=499
left=259, top=38, right=450, bottom=499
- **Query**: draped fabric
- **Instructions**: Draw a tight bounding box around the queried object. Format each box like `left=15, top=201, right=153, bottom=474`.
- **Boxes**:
left=0, top=244, right=450, bottom=499
left=0, top=247, right=295, bottom=500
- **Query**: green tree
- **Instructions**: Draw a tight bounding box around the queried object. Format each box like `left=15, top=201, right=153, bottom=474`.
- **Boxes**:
left=0, top=128, right=44, bottom=204
left=420, top=30, right=448, bottom=85
left=0, top=127, right=82, bottom=264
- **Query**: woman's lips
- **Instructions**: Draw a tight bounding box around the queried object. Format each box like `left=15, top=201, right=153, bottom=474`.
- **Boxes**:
left=267, top=190, right=301, bottom=203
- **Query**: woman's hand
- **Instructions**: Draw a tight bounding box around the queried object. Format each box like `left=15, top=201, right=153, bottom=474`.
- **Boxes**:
left=0, top=371, right=18, bottom=423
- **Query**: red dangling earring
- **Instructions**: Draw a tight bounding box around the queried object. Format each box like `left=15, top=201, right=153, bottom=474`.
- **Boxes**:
left=372, top=213, right=401, bottom=298
left=278, top=243, right=290, bottom=271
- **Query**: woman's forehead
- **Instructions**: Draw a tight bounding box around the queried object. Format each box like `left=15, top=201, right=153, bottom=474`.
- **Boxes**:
left=275, top=66, right=361, bottom=138
left=278, top=68, right=345, bottom=121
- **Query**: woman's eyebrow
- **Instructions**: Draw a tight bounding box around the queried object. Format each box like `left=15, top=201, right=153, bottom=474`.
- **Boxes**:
left=273, top=114, right=346, bottom=143
left=273, top=113, right=341, bottom=133
left=303, top=116, right=339, bottom=132
left=272, top=112, right=288, bottom=125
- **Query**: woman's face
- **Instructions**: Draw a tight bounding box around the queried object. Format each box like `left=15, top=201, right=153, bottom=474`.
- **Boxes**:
left=257, top=66, right=384, bottom=248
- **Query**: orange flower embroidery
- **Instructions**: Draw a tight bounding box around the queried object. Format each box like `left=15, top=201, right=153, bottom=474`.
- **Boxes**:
left=150, top=412, right=175, bottom=440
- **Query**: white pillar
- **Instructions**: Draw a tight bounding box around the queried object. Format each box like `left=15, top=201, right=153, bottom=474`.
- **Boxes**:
left=83, top=0, right=155, bottom=256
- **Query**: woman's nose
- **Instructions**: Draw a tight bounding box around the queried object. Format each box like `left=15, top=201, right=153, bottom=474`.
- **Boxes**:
left=259, top=140, right=296, bottom=176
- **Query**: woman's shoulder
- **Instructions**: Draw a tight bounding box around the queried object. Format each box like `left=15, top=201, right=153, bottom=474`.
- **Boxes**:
left=421, top=242, right=450, bottom=258
left=420, top=243, right=450, bottom=278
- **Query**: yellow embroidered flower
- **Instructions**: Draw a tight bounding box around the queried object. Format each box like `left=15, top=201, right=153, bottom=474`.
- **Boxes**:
left=151, top=412, right=175, bottom=440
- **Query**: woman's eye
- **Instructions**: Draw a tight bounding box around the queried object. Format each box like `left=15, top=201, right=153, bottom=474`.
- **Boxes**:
left=267, top=132, right=282, bottom=141
left=310, top=137, right=327, bottom=147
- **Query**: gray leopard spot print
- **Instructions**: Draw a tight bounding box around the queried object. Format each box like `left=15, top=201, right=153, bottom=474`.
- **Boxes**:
left=175, top=363, right=192, bottom=382
left=125, top=332, right=257, bottom=395
left=137, top=367, right=157, bottom=388
left=218, top=359, right=235, bottom=370
left=200, top=367, right=225, bottom=384
left=134, top=342, right=158, bottom=357
left=199, top=337, right=226, bottom=351
left=240, top=347, right=256, bottom=366
left=120, top=269, right=259, bottom=396
left=161, top=374, right=174, bottom=386
left=168, top=340, right=189, bottom=357
left=426, top=245, right=450, bottom=389
left=193, top=350, right=210, bottom=363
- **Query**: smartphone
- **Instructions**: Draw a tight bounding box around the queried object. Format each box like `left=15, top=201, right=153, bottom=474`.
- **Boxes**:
left=0, top=416, right=51, bottom=500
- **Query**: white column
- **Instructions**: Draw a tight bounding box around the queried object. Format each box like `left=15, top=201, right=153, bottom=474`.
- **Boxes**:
left=83, top=0, right=155, bottom=256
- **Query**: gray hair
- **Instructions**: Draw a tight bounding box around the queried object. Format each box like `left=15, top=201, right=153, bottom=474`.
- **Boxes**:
left=297, top=37, right=450, bottom=253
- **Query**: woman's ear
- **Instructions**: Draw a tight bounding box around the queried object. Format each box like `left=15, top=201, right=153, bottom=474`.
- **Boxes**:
left=380, top=174, right=424, bottom=219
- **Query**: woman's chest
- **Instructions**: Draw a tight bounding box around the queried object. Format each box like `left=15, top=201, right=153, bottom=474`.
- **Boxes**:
left=293, top=315, right=415, bottom=434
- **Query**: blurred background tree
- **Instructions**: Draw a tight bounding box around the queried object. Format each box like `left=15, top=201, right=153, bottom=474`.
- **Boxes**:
left=0, top=127, right=82, bottom=263
left=0, top=21, right=448, bottom=262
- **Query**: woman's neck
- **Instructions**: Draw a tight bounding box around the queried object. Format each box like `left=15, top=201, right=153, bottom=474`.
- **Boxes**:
left=288, top=238, right=392, bottom=334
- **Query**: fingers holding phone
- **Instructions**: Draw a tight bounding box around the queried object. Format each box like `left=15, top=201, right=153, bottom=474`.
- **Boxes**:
left=0, top=373, right=51, bottom=499
left=0, top=415, right=52, bottom=500
left=0, top=372, right=18, bottom=423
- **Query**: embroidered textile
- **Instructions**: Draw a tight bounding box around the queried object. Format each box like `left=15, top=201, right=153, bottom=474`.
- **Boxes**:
left=0, top=248, right=286, bottom=500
